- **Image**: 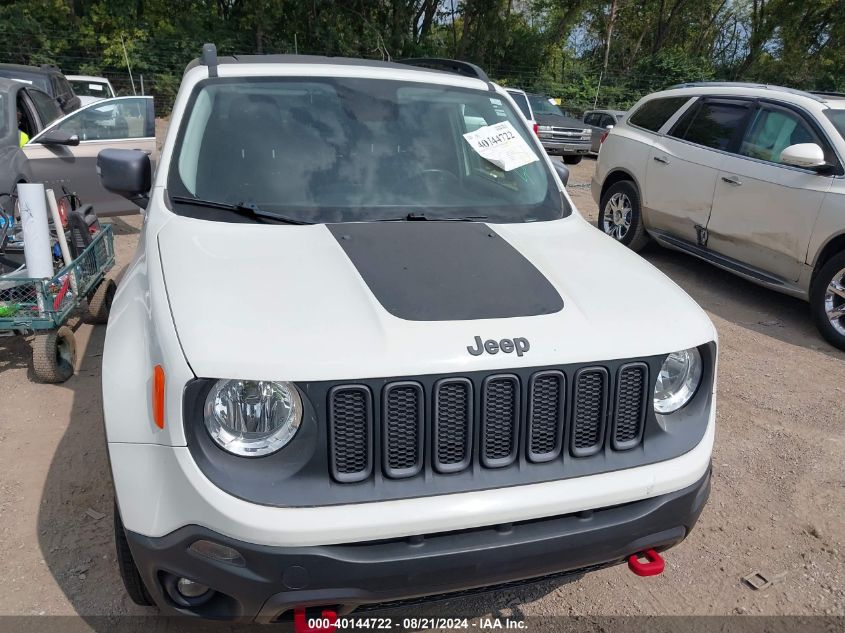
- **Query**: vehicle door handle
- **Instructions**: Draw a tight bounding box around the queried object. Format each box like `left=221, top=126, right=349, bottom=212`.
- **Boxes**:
left=653, top=155, right=670, bottom=164
left=721, top=175, right=742, bottom=186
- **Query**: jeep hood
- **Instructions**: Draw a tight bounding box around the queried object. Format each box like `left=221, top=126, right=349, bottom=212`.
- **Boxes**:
left=158, top=215, right=715, bottom=381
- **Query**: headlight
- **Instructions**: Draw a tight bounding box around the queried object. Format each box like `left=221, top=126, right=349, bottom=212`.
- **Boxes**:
left=653, top=348, right=702, bottom=414
left=204, top=380, right=302, bottom=457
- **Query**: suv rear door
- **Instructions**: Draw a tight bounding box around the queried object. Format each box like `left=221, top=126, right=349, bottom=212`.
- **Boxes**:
left=645, top=97, right=753, bottom=244
left=705, top=102, right=835, bottom=282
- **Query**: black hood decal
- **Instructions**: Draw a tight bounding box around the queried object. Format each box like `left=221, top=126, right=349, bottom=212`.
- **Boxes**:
left=328, top=222, right=563, bottom=321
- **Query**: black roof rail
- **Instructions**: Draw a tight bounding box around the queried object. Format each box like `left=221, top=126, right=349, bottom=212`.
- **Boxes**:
left=812, top=91, right=845, bottom=99
left=670, top=81, right=826, bottom=103
left=400, top=58, right=490, bottom=82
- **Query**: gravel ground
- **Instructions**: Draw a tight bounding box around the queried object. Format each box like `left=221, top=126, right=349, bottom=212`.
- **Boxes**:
left=0, top=157, right=842, bottom=628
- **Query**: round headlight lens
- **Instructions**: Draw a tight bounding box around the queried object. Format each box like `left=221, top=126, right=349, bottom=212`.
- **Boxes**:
left=204, top=380, right=302, bottom=457
left=653, top=348, right=702, bottom=414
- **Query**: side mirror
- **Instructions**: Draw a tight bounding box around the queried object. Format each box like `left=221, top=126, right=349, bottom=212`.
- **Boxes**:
left=780, top=143, right=828, bottom=170
left=97, top=148, right=151, bottom=208
left=552, top=160, right=570, bottom=186
left=39, top=129, right=79, bottom=146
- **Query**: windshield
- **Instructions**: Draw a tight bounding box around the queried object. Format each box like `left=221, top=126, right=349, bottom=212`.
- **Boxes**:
left=528, top=95, right=568, bottom=117
left=70, top=80, right=112, bottom=98
left=0, top=71, right=50, bottom=93
left=825, top=109, right=845, bottom=142
left=169, top=77, right=567, bottom=224
left=507, top=91, right=532, bottom=120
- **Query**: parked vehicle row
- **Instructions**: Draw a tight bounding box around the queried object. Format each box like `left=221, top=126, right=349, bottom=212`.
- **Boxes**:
left=593, top=82, right=845, bottom=350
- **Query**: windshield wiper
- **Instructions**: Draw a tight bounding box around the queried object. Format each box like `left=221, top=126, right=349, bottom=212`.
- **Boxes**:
left=170, top=196, right=313, bottom=225
left=378, top=212, right=488, bottom=222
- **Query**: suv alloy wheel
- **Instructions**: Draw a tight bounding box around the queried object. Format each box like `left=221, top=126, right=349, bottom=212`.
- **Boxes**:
left=598, top=180, right=649, bottom=251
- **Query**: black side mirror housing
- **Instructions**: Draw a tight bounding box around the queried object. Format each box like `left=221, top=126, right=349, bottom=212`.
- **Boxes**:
left=97, top=148, right=151, bottom=208
left=39, top=129, right=79, bottom=146
left=552, top=160, right=570, bottom=186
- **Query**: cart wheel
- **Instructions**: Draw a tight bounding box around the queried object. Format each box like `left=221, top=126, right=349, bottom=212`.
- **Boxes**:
left=87, top=278, right=116, bottom=324
left=32, top=326, right=76, bottom=383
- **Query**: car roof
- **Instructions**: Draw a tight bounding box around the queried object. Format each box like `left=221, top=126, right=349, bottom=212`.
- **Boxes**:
left=655, top=82, right=839, bottom=109
left=67, top=75, right=110, bottom=83
left=0, top=63, right=60, bottom=76
left=186, top=51, right=491, bottom=84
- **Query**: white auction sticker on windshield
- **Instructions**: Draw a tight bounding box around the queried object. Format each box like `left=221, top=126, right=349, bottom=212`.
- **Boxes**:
left=463, top=121, right=539, bottom=171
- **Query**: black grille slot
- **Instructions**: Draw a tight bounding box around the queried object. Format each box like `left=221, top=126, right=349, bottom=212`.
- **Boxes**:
left=527, top=371, right=565, bottom=462
left=433, top=378, right=473, bottom=473
left=570, top=368, right=608, bottom=457
left=328, top=386, right=373, bottom=482
left=382, top=382, right=424, bottom=478
left=613, top=363, right=648, bottom=450
left=481, top=375, right=520, bottom=468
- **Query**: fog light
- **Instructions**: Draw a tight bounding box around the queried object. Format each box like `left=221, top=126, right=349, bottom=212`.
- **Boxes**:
left=189, top=540, right=246, bottom=567
left=177, top=577, right=209, bottom=599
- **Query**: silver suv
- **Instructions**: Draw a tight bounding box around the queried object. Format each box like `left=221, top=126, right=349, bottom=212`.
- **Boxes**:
left=593, top=82, right=845, bottom=350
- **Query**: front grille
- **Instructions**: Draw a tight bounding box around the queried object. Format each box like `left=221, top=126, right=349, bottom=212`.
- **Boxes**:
left=328, top=386, right=372, bottom=482
left=433, top=378, right=473, bottom=473
left=527, top=371, right=565, bottom=462
left=382, top=382, right=423, bottom=478
left=613, top=363, right=648, bottom=450
left=326, top=359, right=655, bottom=484
left=481, top=375, right=520, bottom=468
left=571, top=368, right=608, bottom=457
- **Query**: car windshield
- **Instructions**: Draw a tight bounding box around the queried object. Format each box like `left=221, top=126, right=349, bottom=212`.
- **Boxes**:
left=70, top=80, right=111, bottom=97
left=0, top=71, right=50, bottom=93
left=169, top=77, right=567, bottom=224
left=825, top=109, right=845, bottom=142
left=528, top=95, right=568, bottom=117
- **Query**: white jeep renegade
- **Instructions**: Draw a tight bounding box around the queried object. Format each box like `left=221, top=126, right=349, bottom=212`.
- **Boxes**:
left=98, top=45, right=717, bottom=620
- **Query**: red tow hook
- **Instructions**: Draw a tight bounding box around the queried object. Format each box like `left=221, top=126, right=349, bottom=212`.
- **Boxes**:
left=627, top=549, right=665, bottom=576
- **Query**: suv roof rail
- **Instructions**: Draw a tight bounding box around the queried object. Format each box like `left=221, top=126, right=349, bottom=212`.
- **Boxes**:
left=39, top=63, right=60, bottom=71
left=670, top=81, right=826, bottom=103
left=811, top=91, right=845, bottom=99
left=400, top=58, right=490, bottom=82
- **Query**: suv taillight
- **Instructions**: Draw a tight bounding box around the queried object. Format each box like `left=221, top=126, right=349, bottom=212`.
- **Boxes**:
left=599, top=130, right=610, bottom=145
left=533, top=123, right=539, bottom=136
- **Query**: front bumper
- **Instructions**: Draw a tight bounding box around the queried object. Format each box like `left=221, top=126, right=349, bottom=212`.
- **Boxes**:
left=538, top=139, right=591, bottom=155
left=126, top=468, right=710, bottom=621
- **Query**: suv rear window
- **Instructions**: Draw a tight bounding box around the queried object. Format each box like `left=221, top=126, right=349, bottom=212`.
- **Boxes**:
left=670, top=99, right=751, bottom=151
left=170, top=78, right=567, bottom=224
left=628, top=97, right=689, bottom=132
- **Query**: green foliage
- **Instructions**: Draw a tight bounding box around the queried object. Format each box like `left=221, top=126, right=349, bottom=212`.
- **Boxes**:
left=0, top=0, right=842, bottom=115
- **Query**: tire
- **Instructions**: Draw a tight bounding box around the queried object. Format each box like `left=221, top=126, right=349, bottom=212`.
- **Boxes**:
left=32, top=326, right=76, bottom=383
left=87, top=278, right=116, bottom=324
left=598, top=180, right=650, bottom=251
left=810, top=251, right=845, bottom=351
left=563, top=155, right=582, bottom=165
left=114, top=502, right=154, bottom=606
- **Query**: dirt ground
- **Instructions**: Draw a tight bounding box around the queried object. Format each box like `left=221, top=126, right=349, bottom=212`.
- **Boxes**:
left=0, top=157, right=843, bottom=627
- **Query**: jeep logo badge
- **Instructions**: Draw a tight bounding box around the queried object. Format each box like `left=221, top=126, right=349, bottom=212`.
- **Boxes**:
left=467, top=336, right=530, bottom=357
